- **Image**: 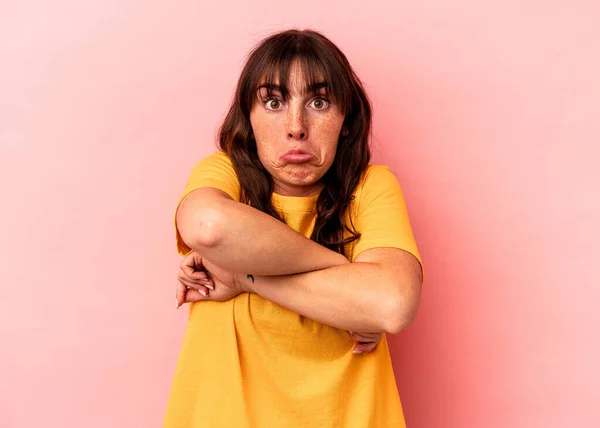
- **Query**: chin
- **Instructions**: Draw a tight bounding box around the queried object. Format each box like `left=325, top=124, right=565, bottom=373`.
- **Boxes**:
left=286, top=166, right=320, bottom=183
left=284, top=174, right=315, bottom=186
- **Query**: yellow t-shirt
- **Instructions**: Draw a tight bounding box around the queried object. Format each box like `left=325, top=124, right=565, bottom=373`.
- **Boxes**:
left=164, top=151, right=422, bottom=428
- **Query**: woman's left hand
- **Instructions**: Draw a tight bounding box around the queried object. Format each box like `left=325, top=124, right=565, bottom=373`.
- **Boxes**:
left=348, top=331, right=383, bottom=354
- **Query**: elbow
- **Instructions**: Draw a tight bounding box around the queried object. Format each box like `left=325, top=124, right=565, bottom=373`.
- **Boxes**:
left=179, top=201, right=226, bottom=250
left=192, top=205, right=224, bottom=248
left=384, top=307, right=417, bottom=335
left=381, top=285, right=421, bottom=335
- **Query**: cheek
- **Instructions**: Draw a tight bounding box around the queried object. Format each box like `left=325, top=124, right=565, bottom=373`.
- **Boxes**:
left=251, top=114, right=281, bottom=148
left=317, top=109, right=344, bottom=135
left=255, top=141, right=273, bottom=163
left=251, top=126, right=278, bottom=167
left=249, top=115, right=270, bottom=155
left=323, top=142, right=339, bottom=165
left=316, top=117, right=344, bottom=155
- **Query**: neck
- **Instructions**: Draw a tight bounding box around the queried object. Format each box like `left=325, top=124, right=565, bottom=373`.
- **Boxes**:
left=273, top=180, right=323, bottom=197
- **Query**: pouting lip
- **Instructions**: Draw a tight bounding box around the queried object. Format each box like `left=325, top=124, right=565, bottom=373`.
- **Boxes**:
left=284, top=149, right=311, bottom=156
left=281, top=150, right=314, bottom=163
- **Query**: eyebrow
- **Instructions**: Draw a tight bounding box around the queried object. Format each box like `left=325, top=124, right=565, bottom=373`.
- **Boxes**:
left=307, top=82, right=328, bottom=93
left=257, top=81, right=329, bottom=96
left=257, top=83, right=283, bottom=93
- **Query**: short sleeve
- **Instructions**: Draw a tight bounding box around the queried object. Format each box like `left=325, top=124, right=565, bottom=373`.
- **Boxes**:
left=174, top=151, right=241, bottom=255
left=349, top=165, right=422, bottom=272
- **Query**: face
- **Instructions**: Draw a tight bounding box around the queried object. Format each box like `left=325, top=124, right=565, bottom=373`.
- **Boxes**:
left=249, top=61, right=346, bottom=197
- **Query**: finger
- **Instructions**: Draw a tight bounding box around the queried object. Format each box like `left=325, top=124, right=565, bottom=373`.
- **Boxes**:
left=184, top=288, right=209, bottom=303
left=203, top=279, right=215, bottom=290
left=176, top=279, right=210, bottom=308
left=188, top=270, right=209, bottom=281
left=349, top=332, right=369, bottom=343
left=180, top=252, right=195, bottom=272
left=176, top=280, right=187, bottom=309
left=178, top=275, right=215, bottom=291
left=350, top=333, right=369, bottom=343
left=179, top=268, right=209, bottom=281
left=359, top=332, right=381, bottom=339
left=181, top=252, right=203, bottom=277
left=178, top=269, right=212, bottom=285
left=187, top=271, right=214, bottom=288
left=350, top=332, right=382, bottom=342
left=178, top=276, right=210, bottom=295
left=189, top=283, right=210, bottom=297
left=352, top=341, right=379, bottom=354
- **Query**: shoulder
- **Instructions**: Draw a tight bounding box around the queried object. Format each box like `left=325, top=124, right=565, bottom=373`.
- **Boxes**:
left=184, top=150, right=240, bottom=201
left=187, top=150, right=239, bottom=183
left=360, top=164, right=397, bottom=182
left=190, top=150, right=235, bottom=172
left=354, top=164, right=402, bottom=202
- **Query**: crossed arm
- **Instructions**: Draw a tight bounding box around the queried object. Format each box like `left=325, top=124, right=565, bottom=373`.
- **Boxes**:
left=176, top=187, right=422, bottom=334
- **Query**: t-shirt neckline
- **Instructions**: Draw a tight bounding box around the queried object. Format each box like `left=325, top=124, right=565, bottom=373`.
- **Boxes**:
left=271, top=192, right=319, bottom=212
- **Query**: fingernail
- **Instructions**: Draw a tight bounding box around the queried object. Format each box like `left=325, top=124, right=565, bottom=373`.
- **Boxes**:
left=352, top=350, right=363, bottom=354
left=200, top=290, right=207, bottom=297
left=206, top=284, right=214, bottom=290
left=175, top=298, right=180, bottom=309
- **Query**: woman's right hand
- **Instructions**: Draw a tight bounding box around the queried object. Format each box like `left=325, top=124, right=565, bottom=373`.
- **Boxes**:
left=176, top=251, right=215, bottom=308
left=176, top=251, right=246, bottom=308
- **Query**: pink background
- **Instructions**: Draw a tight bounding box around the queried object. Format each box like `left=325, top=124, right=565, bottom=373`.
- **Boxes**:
left=1, top=1, right=598, bottom=427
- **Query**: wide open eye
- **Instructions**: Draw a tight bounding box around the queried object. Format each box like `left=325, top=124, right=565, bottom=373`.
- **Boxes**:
left=265, top=98, right=283, bottom=110
left=309, top=98, right=330, bottom=110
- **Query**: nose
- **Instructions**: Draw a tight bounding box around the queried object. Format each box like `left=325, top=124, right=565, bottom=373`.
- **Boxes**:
left=286, top=103, right=308, bottom=140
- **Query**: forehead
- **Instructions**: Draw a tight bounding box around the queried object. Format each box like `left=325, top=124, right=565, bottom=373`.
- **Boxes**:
left=257, top=60, right=328, bottom=95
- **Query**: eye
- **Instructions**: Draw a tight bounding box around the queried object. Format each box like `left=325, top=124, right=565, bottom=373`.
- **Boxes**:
left=310, top=98, right=330, bottom=109
left=265, top=98, right=283, bottom=110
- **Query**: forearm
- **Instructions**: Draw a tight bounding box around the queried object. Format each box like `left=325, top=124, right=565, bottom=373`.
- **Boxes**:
left=178, top=190, right=348, bottom=275
left=237, top=262, right=412, bottom=333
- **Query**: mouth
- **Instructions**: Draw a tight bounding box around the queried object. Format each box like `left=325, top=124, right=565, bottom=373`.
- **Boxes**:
left=281, top=150, right=314, bottom=164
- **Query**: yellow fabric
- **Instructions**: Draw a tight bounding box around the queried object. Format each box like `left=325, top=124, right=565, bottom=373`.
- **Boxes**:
left=165, top=151, right=422, bottom=428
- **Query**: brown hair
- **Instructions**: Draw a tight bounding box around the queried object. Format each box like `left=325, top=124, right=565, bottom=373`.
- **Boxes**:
left=218, top=29, right=372, bottom=256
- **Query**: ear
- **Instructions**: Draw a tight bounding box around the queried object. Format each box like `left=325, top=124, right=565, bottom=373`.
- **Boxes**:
left=341, top=126, right=350, bottom=137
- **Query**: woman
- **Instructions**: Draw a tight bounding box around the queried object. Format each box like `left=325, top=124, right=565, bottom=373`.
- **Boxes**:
left=165, top=29, right=423, bottom=427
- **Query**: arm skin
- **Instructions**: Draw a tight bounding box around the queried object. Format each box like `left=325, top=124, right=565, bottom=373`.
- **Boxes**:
left=236, top=247, right=422, bottom=334
left=176, top=187, right=349, bottom=275
left=177, top=187, right=423, bottom=333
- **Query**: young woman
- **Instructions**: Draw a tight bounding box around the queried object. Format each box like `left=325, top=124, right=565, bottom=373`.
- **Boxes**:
left=165, top=29, right=423, bottom=427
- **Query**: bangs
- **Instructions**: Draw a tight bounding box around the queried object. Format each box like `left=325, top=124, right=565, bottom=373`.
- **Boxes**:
left=241, top=33, right=353, bottom=113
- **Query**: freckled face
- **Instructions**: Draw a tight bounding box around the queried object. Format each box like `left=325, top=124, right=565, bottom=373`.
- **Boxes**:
left=249, top=61, right=345, bottom=197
